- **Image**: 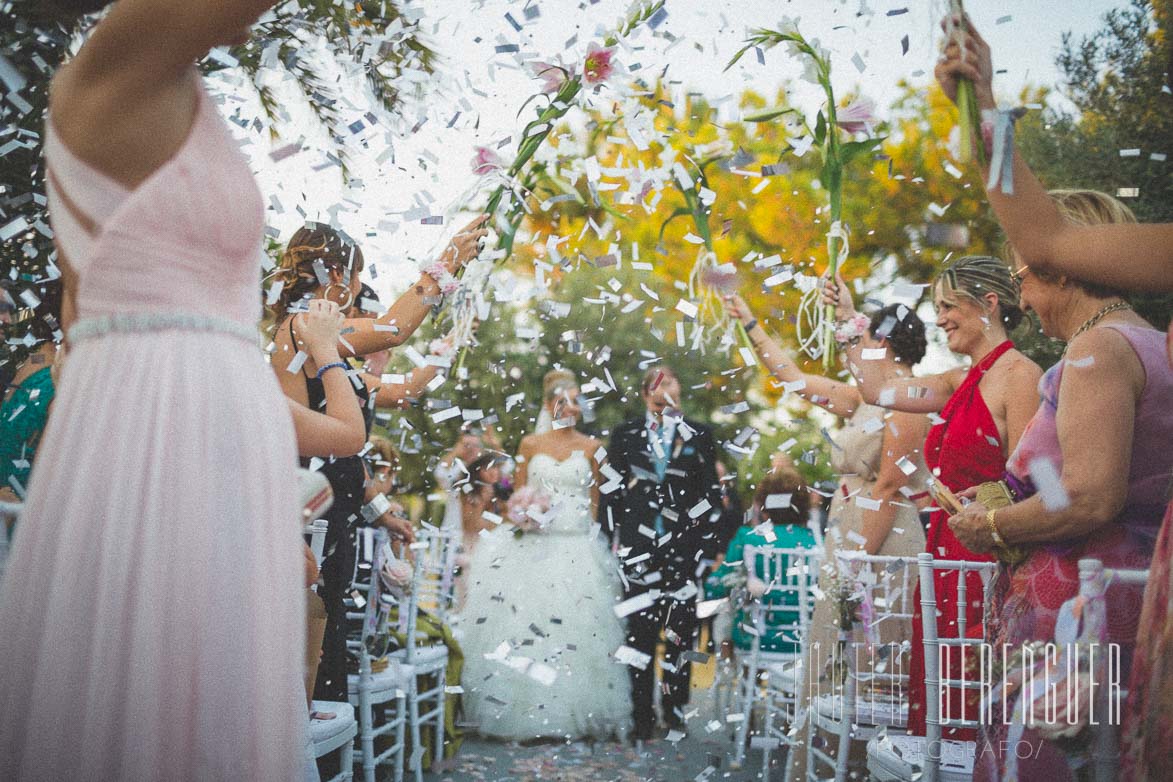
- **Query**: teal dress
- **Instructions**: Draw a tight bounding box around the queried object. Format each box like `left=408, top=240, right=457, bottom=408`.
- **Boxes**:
left=0, top=366, right=55, bottom=499
left=705, top=522, right=817, bottom=653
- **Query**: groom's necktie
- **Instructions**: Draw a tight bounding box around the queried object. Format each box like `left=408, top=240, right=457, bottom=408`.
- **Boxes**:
left=648, top=420, right=673, bottom=536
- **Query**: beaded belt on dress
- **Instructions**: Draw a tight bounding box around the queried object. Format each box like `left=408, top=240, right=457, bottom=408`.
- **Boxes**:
left=68, top=312, right=259, bottom=345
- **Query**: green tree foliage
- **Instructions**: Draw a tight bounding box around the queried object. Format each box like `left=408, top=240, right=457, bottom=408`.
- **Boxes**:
left=1, top=0, right=436, bottom=372
left=1016, top=0, right=1172, bottom=334
left=377, top=260, right=837, bottom=517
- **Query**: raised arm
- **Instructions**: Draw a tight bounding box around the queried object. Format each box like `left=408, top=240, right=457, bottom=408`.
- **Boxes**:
left=725, top=295, right=863, bottom=417
left=362, top=365, right=440, bottom=410
left=936, top=14, right=1173, bottom=291
left=289, top=300, right=365, bottom=457
left=331, top=217, right=488, bottom=357
left=74, top=0, right=279, bottom=85
left=823, top=276, right=960, bottom=413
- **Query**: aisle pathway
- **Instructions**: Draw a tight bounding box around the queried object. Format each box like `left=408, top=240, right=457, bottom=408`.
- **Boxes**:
left=443, top=652, right=773, bottom=781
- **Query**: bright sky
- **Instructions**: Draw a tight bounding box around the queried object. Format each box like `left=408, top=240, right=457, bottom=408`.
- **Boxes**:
left=221, top=0, right=1122, bottom=280
left=213, top=0, right=1124, bottom=373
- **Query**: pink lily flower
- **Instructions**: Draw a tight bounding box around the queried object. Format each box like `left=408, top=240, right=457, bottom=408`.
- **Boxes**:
left=837, top=96, right=877, bottom=134
left=583, top=43, right=615, bottom=85
left=471, top=146, right=503, bottom=175
left=529, top=60, right=568, bottom=94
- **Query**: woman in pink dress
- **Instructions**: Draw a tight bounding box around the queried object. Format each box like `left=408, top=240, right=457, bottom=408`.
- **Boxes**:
left=0, top=1, right=305, bottom=779
left=947, top=191, right=1173, bottom=782
left=936, top=19, right=1173, bottom=779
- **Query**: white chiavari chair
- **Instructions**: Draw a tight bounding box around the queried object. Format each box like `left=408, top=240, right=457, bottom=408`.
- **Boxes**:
left=866, top=552, right=998, bottom=782
left=1077, top=558, right=1150, bottom=782
left=802, top=551, right=918, bottom=782
left=346, top=528, right=411, bottom=782
left=731, top=544, right=821, bottom=768
left=414, top=524, right=460, bottom=626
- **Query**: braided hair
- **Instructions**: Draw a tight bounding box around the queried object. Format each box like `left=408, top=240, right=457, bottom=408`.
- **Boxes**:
left=935, top=255, right=1025, bottom=330
left=270, top=223, right=363, bottom=322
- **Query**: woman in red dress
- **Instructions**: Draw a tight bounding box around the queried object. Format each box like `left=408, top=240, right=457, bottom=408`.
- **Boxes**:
left=826, top=256, right=1042, bottom=736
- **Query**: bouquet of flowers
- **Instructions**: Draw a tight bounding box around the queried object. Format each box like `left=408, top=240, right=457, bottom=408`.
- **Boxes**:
left=506, top=485, right=552, bottom=536
left=379, top=549, right=414, bottom=600
left=728, top=20, right=884, bottom=369
left=657, top=151, right=754, bottom=357
left=464, top=0, right=665, bottom=272
left=441, top=1, right=665, bottom=370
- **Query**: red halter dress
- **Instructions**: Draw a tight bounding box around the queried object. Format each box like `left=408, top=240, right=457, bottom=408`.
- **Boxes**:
left=906, top=340, right=1012, bottom=737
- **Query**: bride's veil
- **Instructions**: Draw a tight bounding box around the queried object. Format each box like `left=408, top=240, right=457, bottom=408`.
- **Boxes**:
left=534, top=407, right=554, bottom=435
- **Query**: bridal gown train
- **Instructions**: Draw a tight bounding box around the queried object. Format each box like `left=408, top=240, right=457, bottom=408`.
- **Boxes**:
left=0, top=76, right=303, bottom=781
left=459, top=452, right=632, bottom=741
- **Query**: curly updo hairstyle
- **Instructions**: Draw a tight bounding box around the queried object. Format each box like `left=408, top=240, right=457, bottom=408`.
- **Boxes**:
left=868, top=303, right=927, bottom=366
left=270, top=223, right=363, bottom=322
left=935, top=255, right=1025, bottom=331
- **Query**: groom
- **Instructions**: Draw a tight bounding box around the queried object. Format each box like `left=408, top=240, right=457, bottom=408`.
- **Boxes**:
left=601, top=364, right=722, bottom=739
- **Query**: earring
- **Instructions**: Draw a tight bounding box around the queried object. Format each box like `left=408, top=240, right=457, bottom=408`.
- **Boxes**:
left=323, top=282, right=354, bottom=310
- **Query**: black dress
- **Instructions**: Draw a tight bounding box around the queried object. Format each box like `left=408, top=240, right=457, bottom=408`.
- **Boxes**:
left=295, top=321, right=375, bottom=703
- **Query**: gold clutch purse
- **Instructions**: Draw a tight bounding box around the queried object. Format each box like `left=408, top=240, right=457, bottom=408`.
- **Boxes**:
left=974, top=480, right=1030, bottom=568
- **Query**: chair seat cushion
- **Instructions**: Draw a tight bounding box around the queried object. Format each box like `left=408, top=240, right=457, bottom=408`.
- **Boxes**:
left=812, top=692, right=908, bottom=728
left=347, top=661, right=408, bottom=700
left=765, top=661, right=803, bottom=693
left=309, top=701, right=356, bottom=745
left=388, top=643, right=448, bottom=670
left=867, top=734, right=975, bottom=781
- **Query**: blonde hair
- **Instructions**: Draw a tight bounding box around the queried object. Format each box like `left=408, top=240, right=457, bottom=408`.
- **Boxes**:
left=1034, top=190, right=1134, bottom=299
left=542, top=368, right=578, bottom=401
left=935, top=255, right=1025, bottom=330
left=1050, top=189, right=1137, bottom=228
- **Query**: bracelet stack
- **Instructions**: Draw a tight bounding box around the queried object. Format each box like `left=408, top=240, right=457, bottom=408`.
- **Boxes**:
left=985, top=508, right=1007, bottom=547
left=422, top=262, right=461, bottom=295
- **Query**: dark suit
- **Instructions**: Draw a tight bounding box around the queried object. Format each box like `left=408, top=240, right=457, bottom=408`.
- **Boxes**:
left=600, top=414, right=722, bottom=737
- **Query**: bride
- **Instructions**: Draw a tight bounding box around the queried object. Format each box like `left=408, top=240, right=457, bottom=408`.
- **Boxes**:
left=458, top=368, right=632, bottom=741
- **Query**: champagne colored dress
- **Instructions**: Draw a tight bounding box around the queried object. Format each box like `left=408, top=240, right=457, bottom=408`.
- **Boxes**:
left=783, top=403, right=928, bottom=782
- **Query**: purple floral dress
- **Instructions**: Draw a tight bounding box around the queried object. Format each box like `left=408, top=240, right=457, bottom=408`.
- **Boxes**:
left=976, top=324, right=1173, bottom=782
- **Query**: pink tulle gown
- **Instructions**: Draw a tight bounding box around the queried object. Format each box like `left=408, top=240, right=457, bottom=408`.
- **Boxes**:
left=0, top=74, right=304, bottom=781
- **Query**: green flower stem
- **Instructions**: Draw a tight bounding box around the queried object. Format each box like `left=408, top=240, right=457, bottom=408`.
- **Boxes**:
left=820, top=60, right=843, bottom=371
left=955, top=78, right=986, bottom=167
left=735, top=319, right=753, bottom=351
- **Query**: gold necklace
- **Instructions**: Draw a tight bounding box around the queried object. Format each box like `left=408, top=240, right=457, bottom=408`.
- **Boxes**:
left=1067, top=300, right=1131, bottom=346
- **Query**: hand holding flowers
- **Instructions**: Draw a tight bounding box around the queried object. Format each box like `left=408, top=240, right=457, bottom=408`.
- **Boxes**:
left=506, top=485, right=552, bottom=535
left=728, top=22, right=884, bottom=368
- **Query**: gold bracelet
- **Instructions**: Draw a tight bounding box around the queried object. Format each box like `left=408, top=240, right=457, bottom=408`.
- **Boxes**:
left=985, top=508, right=1006, bottom=547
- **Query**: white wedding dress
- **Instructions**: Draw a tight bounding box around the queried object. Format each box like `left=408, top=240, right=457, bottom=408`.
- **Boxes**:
left=458, top=451, right=632, bottom=741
